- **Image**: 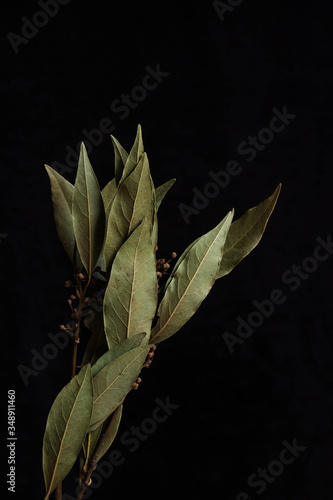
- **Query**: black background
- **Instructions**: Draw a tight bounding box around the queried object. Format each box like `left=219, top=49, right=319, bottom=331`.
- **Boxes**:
left=1, top=1, right=333, bottom=499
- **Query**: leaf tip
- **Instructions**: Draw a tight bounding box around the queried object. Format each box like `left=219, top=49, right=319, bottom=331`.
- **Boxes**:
left=79, top=141, right=89, bottom=158
left=44, top=163, right=55, bottom=176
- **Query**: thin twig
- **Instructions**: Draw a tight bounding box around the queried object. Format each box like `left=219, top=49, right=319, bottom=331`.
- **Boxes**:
left=71, top=319, right=81, bottom=379
left=54, top=483, right=62, bottom=499
left=71, top=279, right=89, bottom=379
left=76, top=406, right=122, bottom=500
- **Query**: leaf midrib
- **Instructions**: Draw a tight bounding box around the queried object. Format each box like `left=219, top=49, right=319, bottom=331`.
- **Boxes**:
left=46, top=381, right=83, bottom=497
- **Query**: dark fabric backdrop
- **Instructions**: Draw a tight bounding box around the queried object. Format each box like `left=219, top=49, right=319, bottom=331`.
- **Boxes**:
left=1, top=1, right=333, bottom=499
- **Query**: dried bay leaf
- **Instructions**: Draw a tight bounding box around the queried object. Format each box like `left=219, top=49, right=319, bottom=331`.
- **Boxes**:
left=72, top=143, right=105, bottom=277
left=80, top=405, right=123, bottom=481
left=217, top=184, right=281, bottom=279
left=82, top=310, right=107, bottom=367
left=103, top=153, right=154, bottom=270
left=44, top=165, right=76, bottom=263
left=111, top=135, right=129, bottom=185
left=101, top=178, right=117, bottom=219
left=91, top=332, right=149, bottom=376
left=155, top=178, right=176, bottom=210
left=151, top=210, right=234, bottom=344
left=43, top=364, right=93, bottom=499
left=119, top=124, right=144, bottom=184
left=89, top=345, right=150, bottom=431
left=104, top=220, right=157, bottom=348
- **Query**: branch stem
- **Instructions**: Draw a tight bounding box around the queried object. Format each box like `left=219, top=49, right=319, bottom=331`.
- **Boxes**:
left=54, top=483, right=62, bottom=499
left=71, top=278, right=89, bottom=379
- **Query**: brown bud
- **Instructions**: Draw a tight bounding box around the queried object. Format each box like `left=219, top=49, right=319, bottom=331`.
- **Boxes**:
left=64, top=280, right=72, bottom=288
left=70, top=295, right=76, bottom=300
left=171, top=252, right=177, bottom=259
left=59, top=324, right=66, bottom=331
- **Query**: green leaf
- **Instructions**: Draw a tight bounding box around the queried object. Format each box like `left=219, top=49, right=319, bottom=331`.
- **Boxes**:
left=162, top=236, right=200, bottom=295
left=103, top=152, right=155, bottom=270
left=82, top=311, right=108, bottom=367
left=93, top=405, right=123, bottom=461
left=91, top=332, right=148, bottom=376
left=42, top=364, right=93, bottom=499
left=101, top=178, right=117, bottom=219
left=217, top=184, right=281, bottom=279
left=150, top=175, right=159, bottom=251
left=104, top=220, right=157, bottom=348
left=119, top=124, right=144, bottom=184
left=80, top=406, right=123, bottom=481
left=44, top=165, right=76, bottom=263
left=89, top=345, right=149, bottom=431
left=95, top=177, right=118, bottom=272
left=151, top=210, right=234, bottom=344
left=155, top=179, right=176, bottom=210
left=111, top=136, right=128, bottom=185
left=72, top=143, right=105, bottom=276
left=151, top=207, right=159, bottom=254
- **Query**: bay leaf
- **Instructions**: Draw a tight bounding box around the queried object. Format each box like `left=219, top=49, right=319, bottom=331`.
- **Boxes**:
left=150, top=175, right=158, bottom=251
left=119, top=124, right=144, bottom=184
left=92, top=405, right=123, bottom=461
left=72, top=143, right=105, bottom=277
left=82, top=310, right=107, bottom=367
left=43, top=364, right=93, bottom=499
left=104, top=219, right=157, bottom=348
left=111, top=135, right=128, bottom=185
left=151, top=207, right=158, bottom=254
left=162, top=236, right=200, bottom=295
left=217, top=184, right=281, bottom=279
left=155, top=178, right=176, bottom=210
left=101, top=178, right=117, bottom=219
left=95, top=177, right=118, bottom=272
left=80, top=405, right=123, bottom=480
left=151, top=210, right=234, bottom=344
left=91, top=332, right=148, bottom=376
left=89, top=345, right=150, bottom=431
left=103, top=152, right=155, bottom=270
left=44, top=165, right=75, bottom=263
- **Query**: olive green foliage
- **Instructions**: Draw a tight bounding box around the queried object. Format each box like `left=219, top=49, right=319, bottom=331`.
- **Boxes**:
left=43, top=124, right=281, bottom=498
